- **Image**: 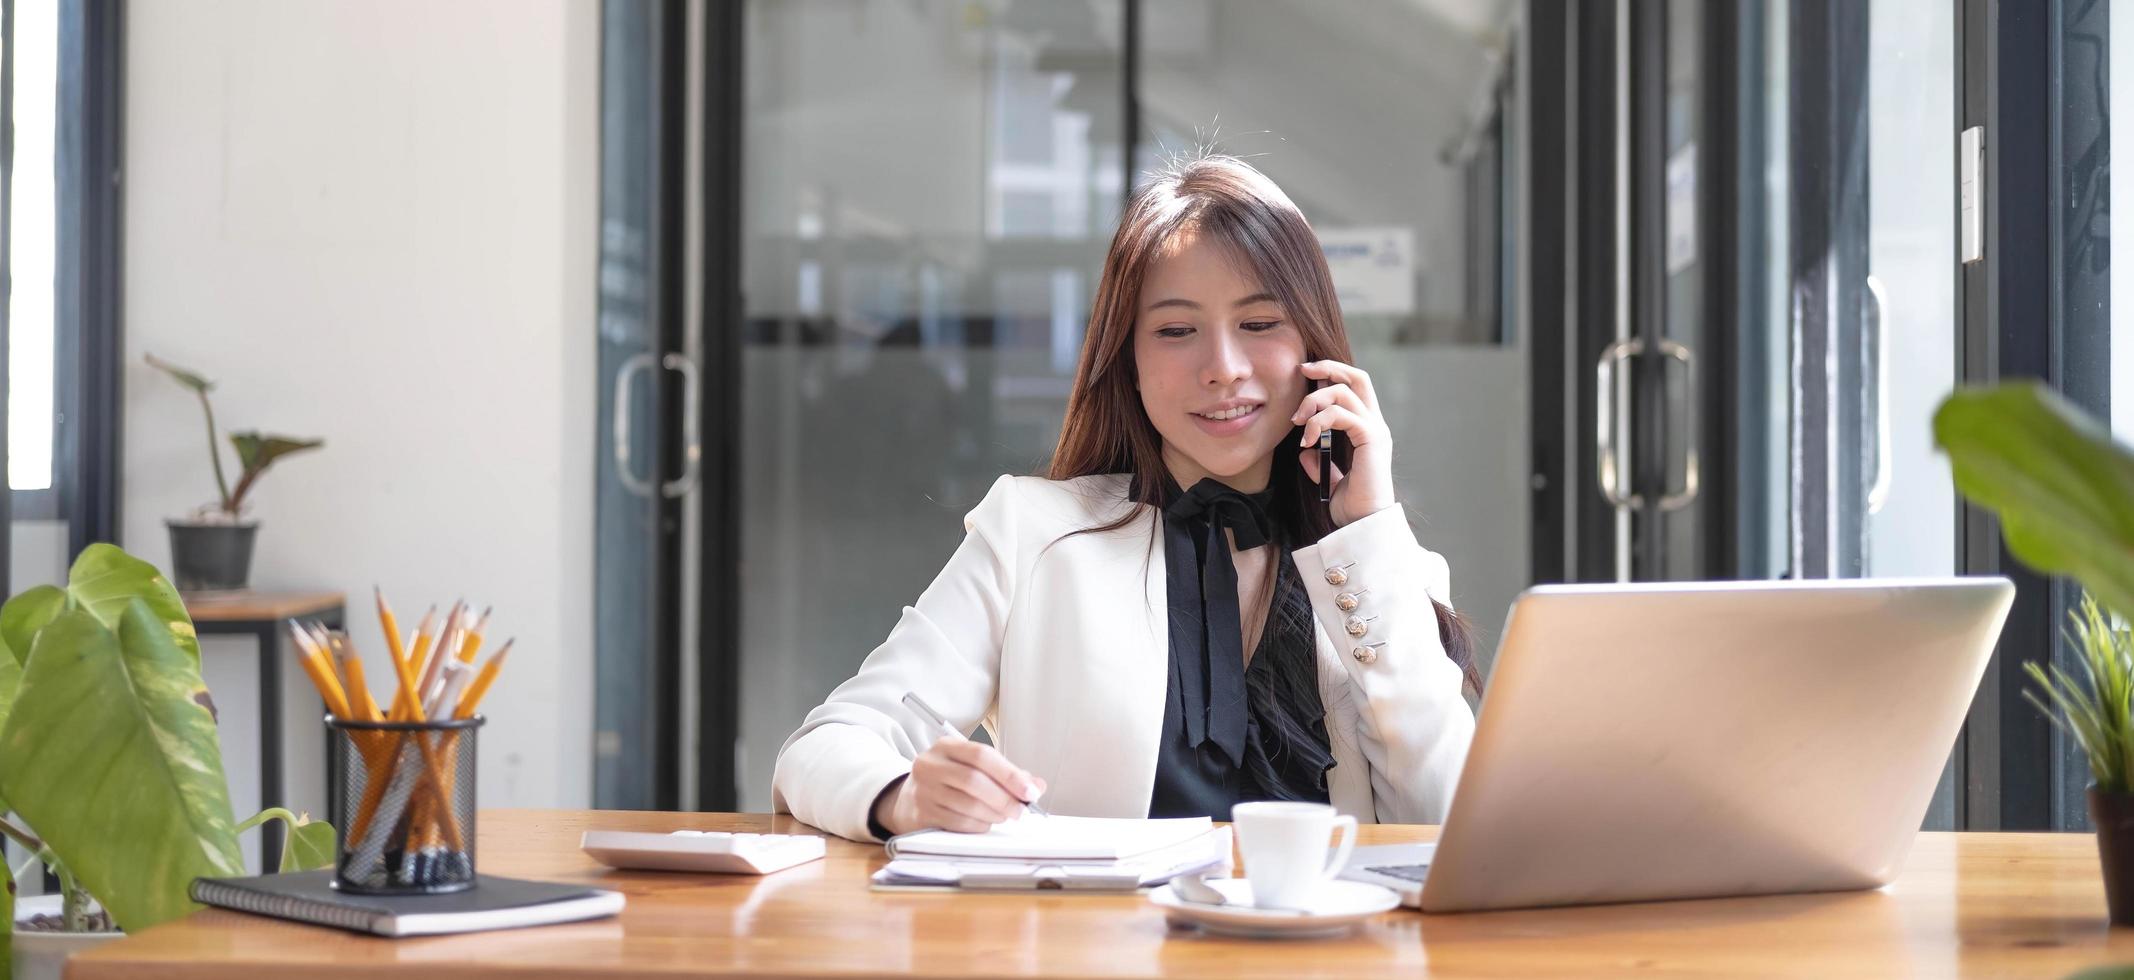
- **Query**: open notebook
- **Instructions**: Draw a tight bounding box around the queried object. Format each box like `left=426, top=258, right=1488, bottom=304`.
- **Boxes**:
left=876, top=816, right=1229, bottom=892
left=884, top=815, right=1214, bottom=863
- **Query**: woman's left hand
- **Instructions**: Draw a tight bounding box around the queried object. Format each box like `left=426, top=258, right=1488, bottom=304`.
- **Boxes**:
left=1292, top=359, right=1397, bottom=528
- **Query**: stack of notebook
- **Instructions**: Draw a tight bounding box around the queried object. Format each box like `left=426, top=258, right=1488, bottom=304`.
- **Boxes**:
left=873, top=815, right=1231, bottom=892
left=191, top=870, right=624, bottom=937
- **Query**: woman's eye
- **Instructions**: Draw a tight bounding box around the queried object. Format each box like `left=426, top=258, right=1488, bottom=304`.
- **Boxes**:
left=1155, top=325, right=1194, bottom=339
left=1242, top=320, right=1282, bottom=332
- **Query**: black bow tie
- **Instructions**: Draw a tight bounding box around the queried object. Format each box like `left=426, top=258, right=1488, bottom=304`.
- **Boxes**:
left=1162, top=478, right=1277, bottom=768
left=1166, top=478, right=1276, bottom=550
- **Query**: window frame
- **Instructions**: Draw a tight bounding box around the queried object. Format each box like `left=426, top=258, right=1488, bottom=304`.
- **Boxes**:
left=6, top=0, right=122, bottom=546
left=1956, top=0, right=2112, bottom=832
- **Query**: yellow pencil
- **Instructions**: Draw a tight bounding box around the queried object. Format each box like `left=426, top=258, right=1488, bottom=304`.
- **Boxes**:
left=375, top=587, right=407, bottom=667
left=376, top=589, right=415, bottom=721
left=311, top=654, right=352, bottom=720
left=457, top=606, right=492, bottom=664
left=350, top=664, right=422, bottom=843
left=328, top=635, right=399, bottom=813
left=289, top=622, right=352, bottom=720
left=396, top=606, right=438, bottom=720
left=304, top=624, right=354, bottom=705
left=335, top=640, right=383, bottom=722
left=388, top=618, right=429, bottom=722
left=454, top=640, right=513, bottom=719
left=351, top=629, right=464, bottom=850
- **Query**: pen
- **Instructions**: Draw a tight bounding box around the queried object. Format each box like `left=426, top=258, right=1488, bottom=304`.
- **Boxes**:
left=901, top=691, right=1050, bottom=818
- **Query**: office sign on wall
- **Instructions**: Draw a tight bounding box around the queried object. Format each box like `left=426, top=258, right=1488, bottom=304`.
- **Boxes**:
left=1318, top=226, right=1417, bottom=316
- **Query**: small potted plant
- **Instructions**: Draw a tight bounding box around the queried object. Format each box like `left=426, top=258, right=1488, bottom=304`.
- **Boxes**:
left=2017, top=594, right=2134, bottom=924
left=1937, top=381, right=2134, bottom=926
left=145, top=355, right=323, bottom=592
left=0, top=544, right=333, bottom=979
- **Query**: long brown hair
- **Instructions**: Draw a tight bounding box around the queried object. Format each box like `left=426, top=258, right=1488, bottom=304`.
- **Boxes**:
left=1048, top=153, right=1482, bottom=696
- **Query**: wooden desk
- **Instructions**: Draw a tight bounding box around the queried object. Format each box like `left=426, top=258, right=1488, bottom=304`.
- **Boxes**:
left=183, top=590, right=346, bottom=867
left=68, top=809, right=2134, bottom=978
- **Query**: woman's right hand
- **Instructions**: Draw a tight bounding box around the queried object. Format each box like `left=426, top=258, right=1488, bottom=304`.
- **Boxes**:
left=873, top=739, right=1048, bottom=836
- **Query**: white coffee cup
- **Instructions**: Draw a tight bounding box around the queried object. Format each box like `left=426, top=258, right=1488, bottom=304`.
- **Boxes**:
left=1231, top=801, right=1358, bottom=911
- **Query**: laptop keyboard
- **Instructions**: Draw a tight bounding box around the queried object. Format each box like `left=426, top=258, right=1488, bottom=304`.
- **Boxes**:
left=1366, top=863, right=1431, bottom=883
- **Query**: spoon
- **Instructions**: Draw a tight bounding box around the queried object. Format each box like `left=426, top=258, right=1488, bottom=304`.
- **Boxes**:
left=1170, top=874, right=1314, bottom=915
left=1171, top=873, right=1230, bottom=906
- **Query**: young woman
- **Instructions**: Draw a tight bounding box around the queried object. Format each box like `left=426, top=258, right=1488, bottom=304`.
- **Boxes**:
left=772, top=154, right=1480, bottom=842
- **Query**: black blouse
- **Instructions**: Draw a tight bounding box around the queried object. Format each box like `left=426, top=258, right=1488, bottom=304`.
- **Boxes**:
left=1147, top=478, right=1335, bottom=819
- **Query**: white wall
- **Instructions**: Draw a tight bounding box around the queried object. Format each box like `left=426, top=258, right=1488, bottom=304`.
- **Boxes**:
left=7, top=520, right=66, bottom=591
left=124, top=0, right=598, bottom=855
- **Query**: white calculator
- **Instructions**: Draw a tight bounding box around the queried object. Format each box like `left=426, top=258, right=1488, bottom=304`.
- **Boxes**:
left=580, top=830, right=827, bottom=875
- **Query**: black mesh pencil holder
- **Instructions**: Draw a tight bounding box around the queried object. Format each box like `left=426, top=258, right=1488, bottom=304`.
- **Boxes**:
left=327, top=715, right=483, bottom=894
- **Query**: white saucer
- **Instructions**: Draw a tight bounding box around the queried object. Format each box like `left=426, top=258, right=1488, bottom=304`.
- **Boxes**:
left=1149, top=878, right=1402, bottom=939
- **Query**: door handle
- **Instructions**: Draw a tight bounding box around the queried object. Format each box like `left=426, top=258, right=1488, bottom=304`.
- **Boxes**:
left=1656, top=339, right=1700, bottom=512
left=1596, top=338, right=1645, bottom=510
left=660, top=353, right=701, bottom=499
left=612, top=353, right=659, bottom=497
left=1865, top=275, right=1892, bottom=514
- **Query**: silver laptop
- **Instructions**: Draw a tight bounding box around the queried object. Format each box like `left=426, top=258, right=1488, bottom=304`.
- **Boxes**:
left=1342, top=577, right=2014, bottom=913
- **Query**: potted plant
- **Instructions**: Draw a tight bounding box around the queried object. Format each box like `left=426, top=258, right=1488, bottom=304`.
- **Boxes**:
left=145, top=354, right=323, bottom=592
left=2020, top=594, right=2134, bottom=925
left=0, top=544, right=334, bottom=980
left=1936, top=381, right=2134, bottom=926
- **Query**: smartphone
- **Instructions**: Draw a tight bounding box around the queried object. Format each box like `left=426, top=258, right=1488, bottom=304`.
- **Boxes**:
left=1316, top=379, right=1333, bottom=503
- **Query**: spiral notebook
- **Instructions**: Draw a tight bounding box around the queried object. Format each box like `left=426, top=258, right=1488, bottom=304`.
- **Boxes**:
left=190, top=870, right=625, bottom=937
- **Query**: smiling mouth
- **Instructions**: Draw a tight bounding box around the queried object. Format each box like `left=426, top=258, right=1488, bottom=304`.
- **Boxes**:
left=1193, top=404, right=1261, bottom=422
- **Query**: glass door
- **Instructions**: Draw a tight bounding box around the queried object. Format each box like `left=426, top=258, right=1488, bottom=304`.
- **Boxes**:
left=1861, top=0, right=1957, bottom=590
left=1631, top=0, right=1720, bottom=582
left=593, top=0, right=690, bottom=811
left=1863, top=0, right=1961, bottom=829
left=706, top=0, right=1521, bottom=807
left=1554, top=0, right=1745, bottom=585
left=1557, top=0, right=1958, bottom=591
left=728, top=0, right=1128, bottom=810
left=1694, top=0, right=1961, bottom=827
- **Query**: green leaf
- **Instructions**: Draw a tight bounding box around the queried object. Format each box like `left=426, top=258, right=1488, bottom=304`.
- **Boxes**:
left=143, top=353, right=214, bottom=394
left=229, top=432, right=324, bottom=474
left=0, top=603, right=242, bottom=931
left=2065, top=968, right=2134, bottom=980
left=0, top=632, right=13, bottom=819
left=62, top=545, right=200, bottom=668
left=1936, top=384, right=2134, bottom=791
left=1934, top=383, right=2134, bottom=623
left=147, top=354, right=233, bottom=510
left=235, top=808, right=337, bottom=874
left=2016, top=595, right=2134, bottom=791
left=285, top=817, right=336, bottom=873
left=0, top=586, right=64, bottom=669
left=0, top=647, right=18, bottom=767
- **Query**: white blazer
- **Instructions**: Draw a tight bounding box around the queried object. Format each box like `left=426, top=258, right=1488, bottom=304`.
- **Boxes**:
left=771, top=473, right=1477, bottom=842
